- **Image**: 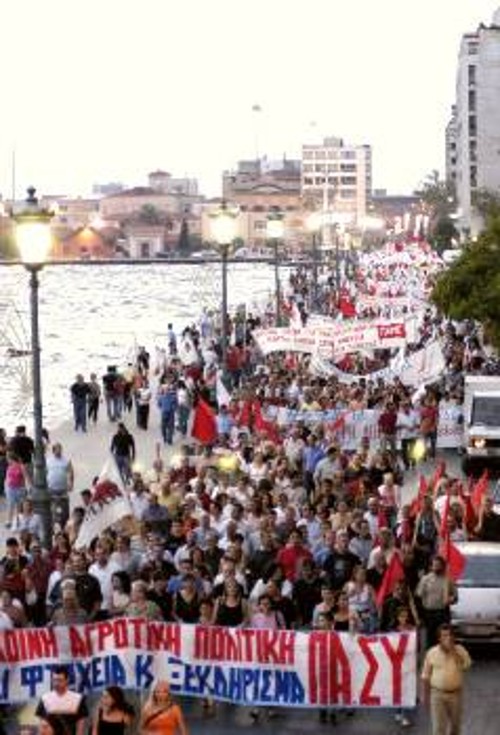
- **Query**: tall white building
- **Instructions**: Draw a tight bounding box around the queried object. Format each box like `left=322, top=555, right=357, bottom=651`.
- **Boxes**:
left=452, top=9, right=500, bottom=236
left=301, top=136, right=372, bottom=224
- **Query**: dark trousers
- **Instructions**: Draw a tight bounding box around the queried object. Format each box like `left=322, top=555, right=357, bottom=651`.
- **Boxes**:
left=161, top=411, right=175, bottom=444
left=88, top=397, right=99, bottom=423
left=424, top=608, right=450, bottom=648
left=137, top=404, right=150, bottom=430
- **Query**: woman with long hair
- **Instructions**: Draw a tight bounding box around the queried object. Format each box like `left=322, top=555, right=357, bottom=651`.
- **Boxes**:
left=91, top=685, right=134, bottom=735
left=140, top=680, right=188, bottom=735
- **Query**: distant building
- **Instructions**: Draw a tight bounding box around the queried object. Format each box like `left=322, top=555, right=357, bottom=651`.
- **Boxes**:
left=452, top=8, right=500, bottom=236
left=40, top=196, right=100, bottom=230
left=92, top=182, right=124, bottom=196
left=148, top=170, right=199, bottom=196
left=301, top=136, right=372, bottom=224
left=445, top=105, right=458, bottom=186
left=221, top=157, right=305, bottom=249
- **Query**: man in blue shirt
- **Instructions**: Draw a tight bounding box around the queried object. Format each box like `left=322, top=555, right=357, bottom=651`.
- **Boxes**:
left=157, top=383, right=178, bottom=445
left=303, top=433, right=325, bottom=500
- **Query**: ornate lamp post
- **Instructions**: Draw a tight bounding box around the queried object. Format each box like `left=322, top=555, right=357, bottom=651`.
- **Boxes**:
left=266, top=209, right=285, bottom=326
left=210, top=201, right=238, bottom=371
left=13, top=187, right=54, bottom=547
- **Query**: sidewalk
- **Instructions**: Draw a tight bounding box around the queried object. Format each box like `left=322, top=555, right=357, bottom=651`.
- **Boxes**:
left=51, top=408, right=177, bottom=490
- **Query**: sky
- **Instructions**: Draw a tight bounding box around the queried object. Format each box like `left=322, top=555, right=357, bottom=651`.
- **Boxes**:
left=1, top=0, right=499, bottom=199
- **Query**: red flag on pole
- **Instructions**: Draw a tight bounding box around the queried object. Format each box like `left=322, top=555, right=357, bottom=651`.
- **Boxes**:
left=253, top=402, right=281, bottom=444
left=409, top=475, right=429, bottom=518
left=191, top=399, right=217, bottom=445
left=471, top=470, right=489, bottom=512
left=430, top=461, right=446, bottom=495
left=376, top=552, right=405, bottom=608
left=438, top=537, right=466, bottom=582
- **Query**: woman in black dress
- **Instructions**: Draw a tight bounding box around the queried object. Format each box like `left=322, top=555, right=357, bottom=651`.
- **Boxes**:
left=91, top=686, right=134, bottom=735
left=213, top=580, right=249, bottom=627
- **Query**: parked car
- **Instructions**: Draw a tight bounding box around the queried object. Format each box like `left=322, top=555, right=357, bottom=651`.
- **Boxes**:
left=451, top=542, right=500, bottom=641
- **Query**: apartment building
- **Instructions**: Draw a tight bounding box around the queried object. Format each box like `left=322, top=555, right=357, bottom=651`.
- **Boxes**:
left=301, top=136, right=372, bottom=224
left=452, top=9, right=500, bottom=236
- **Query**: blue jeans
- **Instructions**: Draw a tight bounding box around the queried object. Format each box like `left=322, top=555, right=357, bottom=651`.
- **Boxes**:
left=106, top=393, right=123, bottom=421
left=73, top=399, right=87, bottom=431
left=161, top=411, right=175, bottom=444
left=115, top=454, right=132, bottom=483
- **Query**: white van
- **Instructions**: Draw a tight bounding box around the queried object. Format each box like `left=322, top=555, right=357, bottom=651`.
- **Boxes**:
left=451, top=542, right=500, bottom=640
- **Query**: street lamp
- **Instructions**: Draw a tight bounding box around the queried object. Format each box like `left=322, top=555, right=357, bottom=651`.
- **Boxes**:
left=210, top=200, right=238, bottom=371
left=266, top=209, right=285, bottom=326
left=306, top=213, right=322, bottom=309
left=13, top=187, right=54, bottom=547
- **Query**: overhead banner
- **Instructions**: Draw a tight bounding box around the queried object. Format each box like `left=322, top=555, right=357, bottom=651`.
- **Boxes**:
left=0, top=621, right=417, bottom=709
left=310, top=340, right=445, bottom=388
left=254, top=319, right=417, bottom=357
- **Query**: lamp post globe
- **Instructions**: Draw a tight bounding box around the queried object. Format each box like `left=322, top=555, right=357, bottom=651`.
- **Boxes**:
left=13, top=187, right=54, bottom=547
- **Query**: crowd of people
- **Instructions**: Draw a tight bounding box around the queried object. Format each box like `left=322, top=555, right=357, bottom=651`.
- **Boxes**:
left=0, top=246, right=493, bottom=734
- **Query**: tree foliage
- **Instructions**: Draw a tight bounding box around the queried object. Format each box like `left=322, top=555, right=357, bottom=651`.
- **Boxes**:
left=432, top=217, right=500, bottom=348
left=177, top=219, right=190, bottom=253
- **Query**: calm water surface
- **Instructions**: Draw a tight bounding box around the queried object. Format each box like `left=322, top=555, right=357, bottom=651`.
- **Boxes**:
left=0, top=262, right=277, bottom=429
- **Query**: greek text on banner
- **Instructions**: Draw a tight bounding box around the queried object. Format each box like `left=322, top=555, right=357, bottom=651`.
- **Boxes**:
left=0, top=620, right=417, bottom=709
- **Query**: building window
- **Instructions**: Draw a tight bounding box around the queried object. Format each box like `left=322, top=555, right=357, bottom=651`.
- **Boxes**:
left=340, top=164, right=356, bottom=172
left=341, top=176, right=357, bottom=185
left=303, top=164, right=313, bottom=172
left=341, top=150, right=356, bottom=159
left=314, top=164, right=325, bottom=172
left=468, top=115, right=477, bottom=137
left=303, top=177, right=313, bottom=185
left=468, top=90, right=476, bottom=110
left=468, top=64, right=476, bottom=85
left=341, top=189, right=356, bottom=199
left=254, top=221, right=266, bottom=231
left=468, top=43, right=478, bottom=55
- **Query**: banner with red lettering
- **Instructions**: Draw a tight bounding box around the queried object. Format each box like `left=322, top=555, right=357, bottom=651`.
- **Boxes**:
left=253, top=318, right=417, bottom=358
left=0, top=621, right=417, bottom=708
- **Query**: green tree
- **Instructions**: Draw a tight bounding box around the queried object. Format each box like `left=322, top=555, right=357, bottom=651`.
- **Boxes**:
left=138, top=204, right=162, bottom=225
left=432, top=217, right=500, bottom=348
left=177, top=219, right=190, bottom=253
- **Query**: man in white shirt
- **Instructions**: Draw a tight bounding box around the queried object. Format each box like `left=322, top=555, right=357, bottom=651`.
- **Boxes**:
left=88, top=542, right=121, bottom=613
left=397, top=402, right=418, bottom=470
left=46, top=443, right=74, bottom=528
left=36, top=666, right=88, bottom=735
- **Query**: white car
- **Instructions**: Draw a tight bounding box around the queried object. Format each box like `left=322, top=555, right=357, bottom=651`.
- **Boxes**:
left=451, top=542, right=500, bottom=641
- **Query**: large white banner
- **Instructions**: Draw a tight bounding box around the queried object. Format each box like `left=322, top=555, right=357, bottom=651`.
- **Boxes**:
left=0, top=621, right=417, bottom=709
left=254, top=318, right=418, bottom=358
left=310, top=340, right=446, bottom=388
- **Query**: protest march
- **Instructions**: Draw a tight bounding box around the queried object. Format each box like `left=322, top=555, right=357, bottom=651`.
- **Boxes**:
left=0, top=235, right=496, bottom=733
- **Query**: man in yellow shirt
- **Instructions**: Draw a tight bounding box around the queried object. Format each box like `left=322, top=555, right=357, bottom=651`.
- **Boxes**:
left=421, top=624, right=471, bottom=735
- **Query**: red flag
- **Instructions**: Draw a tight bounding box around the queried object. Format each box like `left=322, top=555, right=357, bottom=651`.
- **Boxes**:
left=471, top=470, right=489, bottom=512
left=191, top=399, right=217, bottom=445
left=409, top=475, right=429, bottom=519
left=457, top=483, right=476, bottom=531
left=376, top=552, right=405, bottom=608
left=439, top=537, right=466, bottom=582
left=439, top=492, right=450, bottom=540
left=430, top=461, right=446, bottom=495
left=253, top=402, right=281, bottom=444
